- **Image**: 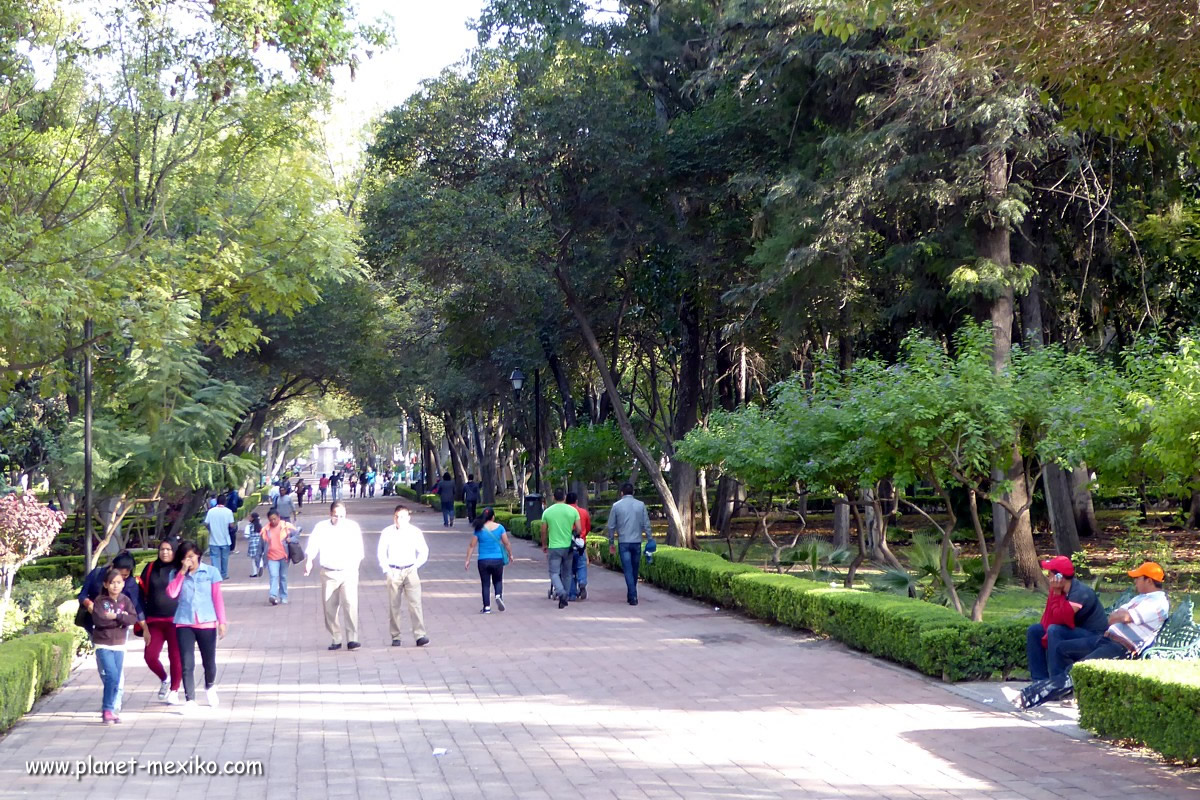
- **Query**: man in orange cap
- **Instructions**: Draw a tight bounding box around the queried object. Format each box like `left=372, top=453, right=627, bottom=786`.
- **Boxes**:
left=1056, top=561, right=1169, bottom=669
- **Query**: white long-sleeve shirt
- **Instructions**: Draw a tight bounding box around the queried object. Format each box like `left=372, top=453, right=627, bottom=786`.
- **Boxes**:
left=377, top=522, right=429, bottom=573
left=305, top=518, right=364, bottom=571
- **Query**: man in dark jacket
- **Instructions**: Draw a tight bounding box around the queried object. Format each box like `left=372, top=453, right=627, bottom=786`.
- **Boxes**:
left=78, top=551, right=145, bottom=632
left=436, top=472, right=457, bottom=527
left=1024, top=555, right=1107, bottom=681
left=463, top=474, right=481, bottom=523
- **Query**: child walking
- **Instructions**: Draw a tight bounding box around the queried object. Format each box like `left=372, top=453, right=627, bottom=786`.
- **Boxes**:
left=245, top=512, right=264, bottom=578
left=91, top=567, right=138, bottom=724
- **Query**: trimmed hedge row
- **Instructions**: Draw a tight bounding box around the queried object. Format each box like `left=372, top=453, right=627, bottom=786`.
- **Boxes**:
left=1074, top=660, right=1200, bottom=764
left=584, top=541, right=1026, bottom=681
left=16, top=549, right=158, bottom=585
left=0, top=630, right=84, bottom=733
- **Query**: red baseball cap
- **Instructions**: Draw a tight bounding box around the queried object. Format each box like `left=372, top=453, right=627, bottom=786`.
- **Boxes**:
left=1039, top=556, right=1075, bottom=577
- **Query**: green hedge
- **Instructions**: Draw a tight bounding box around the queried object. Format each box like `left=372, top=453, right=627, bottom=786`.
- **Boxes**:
left=1074, top=660, right=1200, bottom=764
left=0, top=630, right=84, bottom=733
left=395, top=486, right=419, bottom=501
left=16, top=550, right=158, bottom=586
left=585, top=541, right=1026, bottom=681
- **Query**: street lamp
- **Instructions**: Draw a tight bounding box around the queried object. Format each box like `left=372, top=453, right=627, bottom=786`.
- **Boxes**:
left=511, top=367, right=542, bottom=521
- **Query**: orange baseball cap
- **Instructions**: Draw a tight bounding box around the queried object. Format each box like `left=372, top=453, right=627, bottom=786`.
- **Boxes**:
left=1127, top=562, right=1165, bottom=582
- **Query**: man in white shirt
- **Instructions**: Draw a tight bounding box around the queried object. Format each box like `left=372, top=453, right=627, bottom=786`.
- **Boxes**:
left=267, top=482, right=281, bottom=508
left=203, top=498, right=236, bottom=580
left=376, top=506, right=430, bottom=647
left=304, top=502, right=365, bottom=651
left=1059, top=561, right=1170, bottom=669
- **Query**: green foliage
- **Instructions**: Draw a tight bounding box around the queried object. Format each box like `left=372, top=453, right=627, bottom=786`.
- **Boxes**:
left=783, top=539, right=851, bottom=578
left=0, top=578, right=74, bottom=639
left=0, top=630, right=83, bottom=733
left=1074, top=660, right=1200, bottom=764
left=546, top=423, right=629, bottom=485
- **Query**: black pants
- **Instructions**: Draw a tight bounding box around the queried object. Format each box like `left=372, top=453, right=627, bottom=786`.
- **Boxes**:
left=465, top=501, right=478, bottom=523
left=478, top=559, right=504, bottom=607
left=177, top=626, right=218, bottom=701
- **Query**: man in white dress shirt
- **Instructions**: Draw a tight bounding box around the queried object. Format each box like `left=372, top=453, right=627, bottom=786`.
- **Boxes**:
left=377, top=506, right=430, bottom=647
left=304, top=501, right=365, bottom=651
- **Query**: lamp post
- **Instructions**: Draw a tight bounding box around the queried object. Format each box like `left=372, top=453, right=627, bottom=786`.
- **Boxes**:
left=510, top=368, right=542, bottom=518
left=83, top=318, right=93, bottom=569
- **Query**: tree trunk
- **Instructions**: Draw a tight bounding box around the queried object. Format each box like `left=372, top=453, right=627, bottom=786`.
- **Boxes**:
left=1045, top=464, right=1081, bottom=555
left=552, top=264, right=690, bottom=546
left=1070, top=466, right=1099, bottom=537
left=667, top=292, right=703, bottom=548
left=981, top=146, right=1040, bottom=587
left=698, top=468, right=711, bottom=534
left=715, top=475, right=743, bottom=536
left=832, top=501, right=851, bottom=550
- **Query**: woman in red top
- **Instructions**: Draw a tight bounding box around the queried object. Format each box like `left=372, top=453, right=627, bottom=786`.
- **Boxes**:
left=261, top=509, right=297, bottom=606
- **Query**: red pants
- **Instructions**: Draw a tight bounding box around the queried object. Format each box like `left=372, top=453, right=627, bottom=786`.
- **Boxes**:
left=144, top=618, right=182, bottom=690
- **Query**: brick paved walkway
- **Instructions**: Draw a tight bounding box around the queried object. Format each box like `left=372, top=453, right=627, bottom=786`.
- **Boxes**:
left=1, top=497, right=1197, bottom=799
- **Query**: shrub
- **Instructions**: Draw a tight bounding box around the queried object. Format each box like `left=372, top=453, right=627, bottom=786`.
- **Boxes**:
left=395, top=486, right=419, bottom=501
left=1074, top=660, right=1200, bottom=764
left=1, top=578, right=74, bottom=639
left=508, top=516, right=529, bottom=539
left=0, top=630, right=83, bottom=732
left=586, top=542, right=1027, bottom=680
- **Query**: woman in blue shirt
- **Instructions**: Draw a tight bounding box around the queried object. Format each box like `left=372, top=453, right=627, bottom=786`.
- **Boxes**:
left=464, top=508, right=512, bottom=613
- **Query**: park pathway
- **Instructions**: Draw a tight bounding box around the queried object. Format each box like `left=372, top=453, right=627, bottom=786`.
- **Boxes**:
left=1, top=496, right=1196, bottom=800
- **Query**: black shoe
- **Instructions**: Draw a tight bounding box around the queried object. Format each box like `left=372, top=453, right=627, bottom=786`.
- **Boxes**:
left=558, top=597, right=568, bottom=609
left=347, top=641, right=361, bottom=651
left=579, top=586, right=587, bottom=600
left=628, top=599, right=638, bottom=606
left=269, top=596, right=278, bottom=606
left=391, top=639, right=402, bottom=647
left=327, top=643, right=342, bottom=651
left=415, top=637, right=429, bottom=647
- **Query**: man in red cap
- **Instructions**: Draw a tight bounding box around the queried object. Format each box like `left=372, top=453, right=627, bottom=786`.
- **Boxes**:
left=1024, top=556, right=1108, bottom=682
left=1055, top=561, right=1169, bottom=669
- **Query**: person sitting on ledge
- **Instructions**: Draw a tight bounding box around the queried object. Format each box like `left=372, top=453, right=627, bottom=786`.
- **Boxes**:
left=1024, top=555, right=1108, bottom=682
left=1056, top=561, right=1169, bottom=668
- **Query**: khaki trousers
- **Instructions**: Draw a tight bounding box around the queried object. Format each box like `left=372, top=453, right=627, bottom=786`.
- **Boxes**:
left=386, top=568, right=426, bottom=641
left=321, top=567, right=359, bottom=644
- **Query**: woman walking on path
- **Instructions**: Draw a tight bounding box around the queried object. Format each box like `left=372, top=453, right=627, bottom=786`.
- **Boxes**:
left=91, top=567, right=139, bottom=724
left=244, top=512, right=264, bottom=578
left=262, top=509, right=297, bottom=605
left=138, top=540, right=182, bottom=705
left=294, top=478, right=307, bottom=511
left=437, top=472, right=456, bottom=527
left=167, top=541, right=228, bottom=712
left=348, top=472, right=357, bottom=498
left=276, top=484, right=298, bottom=522
left=465, top=508, right=512, bottom=613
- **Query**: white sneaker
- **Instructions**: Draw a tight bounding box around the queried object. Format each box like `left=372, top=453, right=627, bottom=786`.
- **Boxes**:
left=495, top=595, right=505, bottom=612
left=205, top=687, right=219, bottom=708
left=164, top=690, right=180, bottom=705
left=157, top=679, right=170, bottom=700
left=178, top=700, right=198, bottom=714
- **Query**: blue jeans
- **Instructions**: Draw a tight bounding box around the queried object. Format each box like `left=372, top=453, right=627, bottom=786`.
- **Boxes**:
left=567, top=549, right=588, bottom=600
left=618, top=542, right=642, bottom=602
left=209, top=544, right=230, bottom=579
left=442, top=501, right=455, bottom=526
left=1026, top=623, right=1100, bottom=680
left=267, top=558, right=289, bottom=602
left=546, top=548, right=571, bottom=599
left=96, top=648, right=124, bottom=713
left=1056, top=632, right=1126, bottom=674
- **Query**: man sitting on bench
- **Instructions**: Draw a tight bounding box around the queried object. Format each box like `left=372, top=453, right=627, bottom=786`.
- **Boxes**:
left=1056, top=561, right=1169, bottom=667
left=1006, top=561, right=1169, bottom=710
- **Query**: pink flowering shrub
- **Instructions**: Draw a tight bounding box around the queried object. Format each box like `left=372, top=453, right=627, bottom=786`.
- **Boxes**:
left=0, top=493, right=67, bottom=602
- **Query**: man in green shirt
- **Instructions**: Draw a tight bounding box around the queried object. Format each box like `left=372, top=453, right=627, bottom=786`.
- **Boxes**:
left=541, top=488, right=581, bottom=609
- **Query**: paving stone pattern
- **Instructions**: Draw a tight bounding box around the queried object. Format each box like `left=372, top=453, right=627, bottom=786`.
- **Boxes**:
left=1, top=497, right=1197, bottom=799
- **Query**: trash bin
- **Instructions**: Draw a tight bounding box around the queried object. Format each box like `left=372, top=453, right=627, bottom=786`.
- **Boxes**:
left=524, top=493, right=543, bottom=524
